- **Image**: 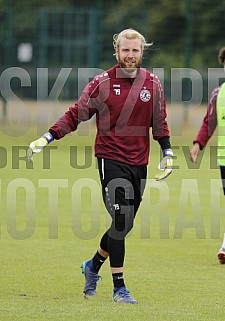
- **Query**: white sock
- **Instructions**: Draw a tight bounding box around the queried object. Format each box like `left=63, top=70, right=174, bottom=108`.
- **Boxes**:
left=220, top=232, right=225, bottom=251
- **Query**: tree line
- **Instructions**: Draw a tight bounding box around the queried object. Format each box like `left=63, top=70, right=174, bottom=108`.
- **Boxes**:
left=0, top=0, right=224, bottom=70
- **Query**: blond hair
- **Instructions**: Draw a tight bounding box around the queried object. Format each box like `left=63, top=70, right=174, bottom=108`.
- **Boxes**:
left=218, top=47, right=225, bottom=65
left=113, top=28, right=152, bottom=53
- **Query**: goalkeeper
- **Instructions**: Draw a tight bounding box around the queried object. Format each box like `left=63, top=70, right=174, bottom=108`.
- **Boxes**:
left=190, top=46, right=225, bottom=265
left=28, top=28, right=173, bottom=304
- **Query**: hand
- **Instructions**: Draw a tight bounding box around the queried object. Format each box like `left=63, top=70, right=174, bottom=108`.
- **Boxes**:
left=190, top=143, right=200, bottom=163
left=155, top=149, right=173, bottom=181
left=27, top=132, right=53, bottom=162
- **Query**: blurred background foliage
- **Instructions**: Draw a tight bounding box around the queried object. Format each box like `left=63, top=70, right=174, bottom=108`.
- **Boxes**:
left=0, top=0, right=224, bottom=100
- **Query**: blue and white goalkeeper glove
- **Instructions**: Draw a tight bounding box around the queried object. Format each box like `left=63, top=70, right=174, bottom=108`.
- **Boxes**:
left=27, top=132, right=54, bottom=162
left=155, top=148, right=173, bottom=181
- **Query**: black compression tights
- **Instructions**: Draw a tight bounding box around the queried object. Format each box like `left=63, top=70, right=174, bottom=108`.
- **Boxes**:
left=100, top=231, right=125, bottom=268
left=100, top=212, right=134, bottom=267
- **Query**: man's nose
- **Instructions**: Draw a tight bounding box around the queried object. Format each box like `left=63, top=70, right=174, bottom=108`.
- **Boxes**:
left=127, top=50, right=134, bottom=58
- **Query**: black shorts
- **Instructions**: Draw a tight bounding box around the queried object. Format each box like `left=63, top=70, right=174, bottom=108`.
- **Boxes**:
left=97, top=158, right=147, bottom=218
left=220, top=166, right=225, bottom=195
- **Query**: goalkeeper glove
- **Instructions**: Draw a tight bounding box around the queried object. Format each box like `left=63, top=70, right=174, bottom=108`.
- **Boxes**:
left=155, top=148, right=173, bottom=181
left=27, top=132, right=54, bottom=162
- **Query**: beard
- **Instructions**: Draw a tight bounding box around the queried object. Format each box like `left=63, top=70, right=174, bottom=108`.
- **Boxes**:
left=118, top=55, right=142, bottom=73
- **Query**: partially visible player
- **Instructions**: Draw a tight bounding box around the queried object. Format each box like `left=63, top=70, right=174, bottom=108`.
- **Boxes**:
left=28, top=28, right=173, bottom=303
left=190, top=47, right=225, bottom=264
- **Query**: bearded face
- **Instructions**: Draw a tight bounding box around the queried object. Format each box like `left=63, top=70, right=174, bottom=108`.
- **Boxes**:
left=116, top=37, right=143, bottom=74
left=118, top=53, right=143, bottom=73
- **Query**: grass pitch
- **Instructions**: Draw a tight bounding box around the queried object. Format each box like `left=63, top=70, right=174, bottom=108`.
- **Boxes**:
left=0, top=120, right=225, bottom=321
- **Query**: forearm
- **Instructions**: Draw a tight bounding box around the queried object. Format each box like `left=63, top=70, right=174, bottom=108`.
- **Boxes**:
left=158, top=136, right=171, bottom=151
left=49, top=108, right=79, bottom=140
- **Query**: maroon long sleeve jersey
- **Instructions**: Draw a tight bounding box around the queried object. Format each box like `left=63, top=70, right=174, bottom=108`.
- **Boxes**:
left=193, top=86, right=220, bottom=149
left=49, top=64, right=170, bottom=165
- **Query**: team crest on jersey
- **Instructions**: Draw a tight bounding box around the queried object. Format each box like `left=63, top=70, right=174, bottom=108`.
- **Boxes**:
left=140, top=89, right=151, bottom=102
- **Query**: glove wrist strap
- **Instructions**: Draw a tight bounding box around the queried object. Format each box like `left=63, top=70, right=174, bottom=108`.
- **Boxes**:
left=163, top=148, right=173, bottom=157
left=42, top=132, right=54, bottom=143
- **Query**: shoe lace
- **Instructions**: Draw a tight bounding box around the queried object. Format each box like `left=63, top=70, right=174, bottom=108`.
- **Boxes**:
left=118, top=287, right=130, bottom=298
left=89, top=271, right=101, bottom=288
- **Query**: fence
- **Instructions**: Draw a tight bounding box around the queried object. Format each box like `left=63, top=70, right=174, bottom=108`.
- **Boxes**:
left=0, top=0, right=224, bottom=118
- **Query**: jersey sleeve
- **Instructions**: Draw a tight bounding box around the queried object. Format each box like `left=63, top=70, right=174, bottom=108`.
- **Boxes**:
left=151, top=77, right=170, bottom=141
left=193, top=87, right=219, bottom=149
left=49, top=77, right=101, bottom=139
